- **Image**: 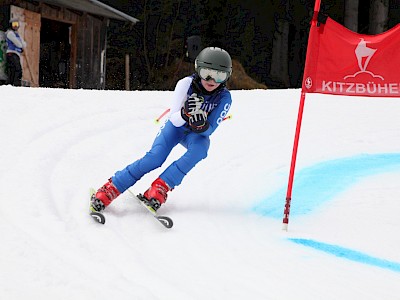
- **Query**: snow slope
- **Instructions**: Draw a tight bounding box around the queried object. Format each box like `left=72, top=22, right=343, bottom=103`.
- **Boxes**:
left=1, top=86, right=399, bottom=299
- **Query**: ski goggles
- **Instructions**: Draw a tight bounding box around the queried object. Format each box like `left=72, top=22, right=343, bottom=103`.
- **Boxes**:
left=11, top=21, right=19, bottom=28
left=198, top=67, right=229, bottom=83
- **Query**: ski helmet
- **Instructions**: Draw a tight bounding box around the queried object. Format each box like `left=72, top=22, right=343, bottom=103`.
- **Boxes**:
left=9, top=18, right=20, bottom=29
left=195, top=47, right=232, bottom=82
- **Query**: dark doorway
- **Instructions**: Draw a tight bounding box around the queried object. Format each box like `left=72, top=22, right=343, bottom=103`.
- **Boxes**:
left=40, top=18, right=71, bottom=88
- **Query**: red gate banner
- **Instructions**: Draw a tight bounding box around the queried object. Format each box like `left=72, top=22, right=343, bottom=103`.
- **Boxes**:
left=302, top=17, right=400, bottom=97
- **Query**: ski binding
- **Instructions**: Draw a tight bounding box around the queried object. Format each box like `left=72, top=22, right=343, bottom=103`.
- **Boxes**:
left=128, top=189, right=173, bottom=229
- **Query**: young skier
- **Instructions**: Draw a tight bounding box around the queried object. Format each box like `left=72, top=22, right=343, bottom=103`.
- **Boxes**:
left=91, top=47, right=233, bottom=213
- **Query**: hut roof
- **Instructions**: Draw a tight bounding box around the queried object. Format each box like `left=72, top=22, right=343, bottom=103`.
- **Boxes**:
left=41, top=0, right=139, bottom=23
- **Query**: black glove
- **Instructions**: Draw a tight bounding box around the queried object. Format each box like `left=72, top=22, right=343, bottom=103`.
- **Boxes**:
left=184, top=93, right=204, bottom=115
left=181, top=107, right=190, bottom=122
left=188, top=110, right=209, bottom=133
left=181, top=93, right=209, bottom=133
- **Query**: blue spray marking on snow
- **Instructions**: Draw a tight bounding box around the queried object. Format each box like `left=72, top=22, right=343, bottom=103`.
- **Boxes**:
left=253, top=153, right=400, bottom=219
left=289, top=238, right=400, bottom=273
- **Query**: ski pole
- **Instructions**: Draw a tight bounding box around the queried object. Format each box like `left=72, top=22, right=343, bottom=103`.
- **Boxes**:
left=154, top=108, right=171, bottom=124
left=223, top=114, right=232, bottom=121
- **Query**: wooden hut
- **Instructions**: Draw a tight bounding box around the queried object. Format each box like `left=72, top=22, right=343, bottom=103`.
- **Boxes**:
left=0, top=0, right=138, bottom=89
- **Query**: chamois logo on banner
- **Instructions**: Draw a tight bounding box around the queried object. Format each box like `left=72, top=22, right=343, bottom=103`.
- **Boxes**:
left=344, top=39, right=384, bottom=80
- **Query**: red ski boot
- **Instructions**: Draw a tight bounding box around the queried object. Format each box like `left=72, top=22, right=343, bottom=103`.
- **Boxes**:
left=91, top=178, right=121, bottom=212
left=143, top=178, right=170, bottom=211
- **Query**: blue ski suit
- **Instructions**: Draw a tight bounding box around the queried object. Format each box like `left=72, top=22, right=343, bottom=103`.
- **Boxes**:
left=112, top=75, right=232, bottom=193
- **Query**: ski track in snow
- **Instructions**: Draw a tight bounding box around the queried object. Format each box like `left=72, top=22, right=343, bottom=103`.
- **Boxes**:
left=0, top=86, right=400, bottom=299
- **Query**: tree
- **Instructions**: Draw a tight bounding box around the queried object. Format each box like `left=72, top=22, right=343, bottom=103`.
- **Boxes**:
left=344, top=0, right=359, bottom=32
left=141, top=0, right=183, bottom=84
left=369, top=0, right=389, bottom=34
left=269, top=0, right=291, bottom=87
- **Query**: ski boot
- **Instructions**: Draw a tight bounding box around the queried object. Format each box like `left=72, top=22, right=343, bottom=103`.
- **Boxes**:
left=143, top=178, right=170, bottom=211
left=90, top=178, right=121, bottom=212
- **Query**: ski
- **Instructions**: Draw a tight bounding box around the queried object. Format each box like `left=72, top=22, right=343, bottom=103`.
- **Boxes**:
left=88, top=187, right=173, bottom=228
left=127, top=189, right=173, bottom=229
left=89, top=188, right=106, bottom=224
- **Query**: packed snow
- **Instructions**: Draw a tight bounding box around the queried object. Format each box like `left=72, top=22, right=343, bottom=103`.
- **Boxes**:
left=1, top=86, right=399, bottom=299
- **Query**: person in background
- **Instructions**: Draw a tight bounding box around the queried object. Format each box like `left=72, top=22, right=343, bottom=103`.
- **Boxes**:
left=6, top=18, right=26, bottom=86
left=90, top=47, right=233, bottom=214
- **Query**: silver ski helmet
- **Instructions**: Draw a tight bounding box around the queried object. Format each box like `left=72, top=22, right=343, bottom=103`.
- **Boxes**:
left=195, top=47, right=232, bottom=83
